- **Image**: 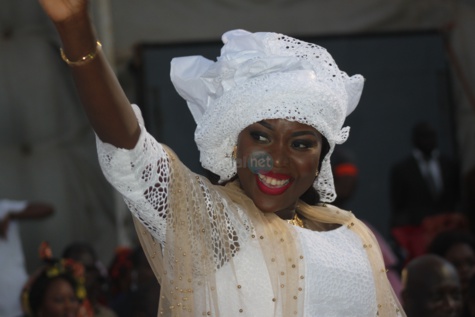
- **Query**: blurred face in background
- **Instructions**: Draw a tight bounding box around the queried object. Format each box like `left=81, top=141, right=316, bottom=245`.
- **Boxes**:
left=444, top=243, right=475, bottom=297
left=37, top=277, right=79, bottom=317
left=403, top=258, right=463, bottom=317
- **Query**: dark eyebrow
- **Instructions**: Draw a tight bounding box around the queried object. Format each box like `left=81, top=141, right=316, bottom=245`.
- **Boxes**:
left=258, top=121, right=274, bottom=130
left=291, top=131, right=319, bottom=138
left=258, top=120, right=319, bottom=138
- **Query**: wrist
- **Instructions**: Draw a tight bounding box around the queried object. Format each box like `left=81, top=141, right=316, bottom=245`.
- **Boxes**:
left=61, top=41, right=102, bottom=67
left=55, top=13, right=98, bottom=61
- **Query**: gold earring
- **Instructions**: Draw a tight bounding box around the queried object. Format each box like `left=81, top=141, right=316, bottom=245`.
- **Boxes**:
left=315, top=171, right=319, bottom=177
left=232, top=146, right=237, bottom=160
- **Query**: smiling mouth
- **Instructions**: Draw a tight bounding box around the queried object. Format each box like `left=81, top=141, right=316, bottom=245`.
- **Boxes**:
left=256, top=173, right=292, bottom=195
left=258, top=174, right=290, bottom=187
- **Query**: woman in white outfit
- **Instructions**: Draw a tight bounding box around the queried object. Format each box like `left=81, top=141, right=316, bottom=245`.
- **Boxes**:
left=38, top=0, right=406, bottom=316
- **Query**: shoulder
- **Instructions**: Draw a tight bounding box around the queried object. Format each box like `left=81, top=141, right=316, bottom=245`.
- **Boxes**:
left=319, top=203, right=354, bottom=218
left=300, top=202, right=356, bottom=231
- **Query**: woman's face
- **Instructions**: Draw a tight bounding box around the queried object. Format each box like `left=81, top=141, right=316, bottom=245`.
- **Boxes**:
left=445, top=243, right=475, bottom=294
left=38, top=278, right=79, bottom=317
left=237, top=119, right=323, bottom=217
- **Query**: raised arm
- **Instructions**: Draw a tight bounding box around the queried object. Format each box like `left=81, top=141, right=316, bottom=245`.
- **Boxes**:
left=39, top=0, right=140, bottom=149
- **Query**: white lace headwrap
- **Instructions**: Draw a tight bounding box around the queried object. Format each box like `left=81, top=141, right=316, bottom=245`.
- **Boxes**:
left=170, top=29, right=364, bottom=202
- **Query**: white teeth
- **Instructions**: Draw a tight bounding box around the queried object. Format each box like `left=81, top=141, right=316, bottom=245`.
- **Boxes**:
left=258, top=174, right=290, bottom=187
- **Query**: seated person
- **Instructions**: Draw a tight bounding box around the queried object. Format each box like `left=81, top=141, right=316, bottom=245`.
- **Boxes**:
left=428, top=230, right=475, bottom=317
left=111, top=246, right=160, bottom=317
left=21, top=242, right=87, bottom=317
left=62, top=242, right=116, bottom=317
left=0, top=200, right=54, bottom=317
left=401, top=254, right=463, bottom=317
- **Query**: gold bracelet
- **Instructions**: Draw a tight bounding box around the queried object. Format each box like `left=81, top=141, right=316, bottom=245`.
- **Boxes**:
left=60, top=41, right=102, bottom=67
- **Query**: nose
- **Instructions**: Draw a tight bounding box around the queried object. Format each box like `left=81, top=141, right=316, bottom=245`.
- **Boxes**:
left=270, top=142, right=289, bottom=168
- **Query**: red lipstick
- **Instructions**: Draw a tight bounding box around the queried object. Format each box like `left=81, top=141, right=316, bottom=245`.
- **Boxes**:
left=255, top=174, right=293, bottom=195
left=261, top=170, right=291, bottom=181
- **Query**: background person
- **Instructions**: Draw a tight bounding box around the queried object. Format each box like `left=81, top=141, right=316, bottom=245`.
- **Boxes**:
left=390, top=121, right=462, bottom=261
left=390, top=121, right=460, bottom=227
left=428, top=230, right=475, bottom=317
left=111, top=246, right=160, bottom=317
left=21, top=242, right=88, bottom=317
left=401, top=254, right=463, bottom=317
left=62, top=242, right=117, bottom=317
left=0, top=200, right=54, bottom=317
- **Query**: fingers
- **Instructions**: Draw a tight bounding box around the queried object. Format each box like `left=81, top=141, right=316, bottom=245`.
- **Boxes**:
left=38, top=0, right=88, bottom=23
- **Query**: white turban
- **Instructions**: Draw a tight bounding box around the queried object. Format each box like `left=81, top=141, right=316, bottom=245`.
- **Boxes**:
left=170, top=29, right=364, bottom=202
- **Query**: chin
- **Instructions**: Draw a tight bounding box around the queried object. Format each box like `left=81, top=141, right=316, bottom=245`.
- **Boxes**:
left=255, top=201, right=281, bottom=213
left=251, top=192, right=295, bottom=214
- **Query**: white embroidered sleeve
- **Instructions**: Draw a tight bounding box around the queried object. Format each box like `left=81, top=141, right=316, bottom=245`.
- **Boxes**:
left=97, top=106, right=252, bottom=267
left=96, top=105, right=171, bottom=243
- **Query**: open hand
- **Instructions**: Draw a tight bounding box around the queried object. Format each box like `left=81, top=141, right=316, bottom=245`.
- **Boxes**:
left=38, top=0, right=88, bottom=23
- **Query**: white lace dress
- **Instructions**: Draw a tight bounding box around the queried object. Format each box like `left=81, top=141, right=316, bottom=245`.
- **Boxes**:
left=97, top=113, right=378, bottom=317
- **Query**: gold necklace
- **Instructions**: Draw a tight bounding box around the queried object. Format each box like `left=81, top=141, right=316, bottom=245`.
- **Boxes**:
left=287, top=212, right=304, bottom=228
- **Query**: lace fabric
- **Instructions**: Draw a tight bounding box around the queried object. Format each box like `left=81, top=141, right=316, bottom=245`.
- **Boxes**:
left=96, top=110, right=406, bottom=316
left=170, top=30, right=365, bottom=202
left=296, top=225, right=377, bottom=316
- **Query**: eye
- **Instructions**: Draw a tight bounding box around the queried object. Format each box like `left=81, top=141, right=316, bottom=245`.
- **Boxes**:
left=291, top=140, right=315, bottom=149
left=250, top=131, right=270, bottom=143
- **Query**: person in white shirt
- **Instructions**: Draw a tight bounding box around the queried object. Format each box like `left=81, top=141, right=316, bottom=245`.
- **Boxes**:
left=0, top=200, right=53, bottom=317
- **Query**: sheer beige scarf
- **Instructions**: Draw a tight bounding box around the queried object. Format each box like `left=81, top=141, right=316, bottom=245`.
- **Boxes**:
left=133, top=147, right=405, bottom=316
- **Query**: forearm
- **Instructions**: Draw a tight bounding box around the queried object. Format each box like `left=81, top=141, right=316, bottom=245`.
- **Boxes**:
left=9, top=203, right=54, bottom=220
left=55, top=12, right=140, bottom=149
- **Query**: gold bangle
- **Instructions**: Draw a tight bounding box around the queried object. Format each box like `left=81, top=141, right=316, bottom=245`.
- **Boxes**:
left=60, top=41, right=102, bottom=67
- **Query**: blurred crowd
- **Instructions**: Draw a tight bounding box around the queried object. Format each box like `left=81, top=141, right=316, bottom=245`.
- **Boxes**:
left=0, top=238, right=159, bottom=317
left=331, top=121, right=475, bottom=317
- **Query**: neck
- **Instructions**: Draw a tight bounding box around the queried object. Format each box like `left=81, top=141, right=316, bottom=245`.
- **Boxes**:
left=275, top=206, right=297, bottom=220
